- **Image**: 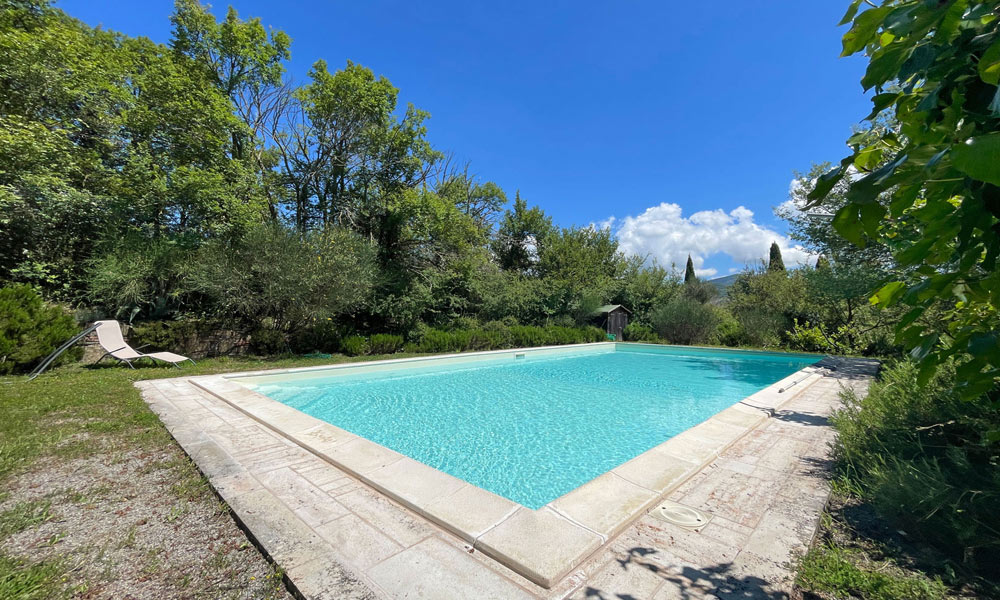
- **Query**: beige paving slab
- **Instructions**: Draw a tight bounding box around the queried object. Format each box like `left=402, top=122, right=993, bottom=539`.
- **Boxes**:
left=550, top=472, right=658, bottom=539
left=566, top=558, right=666, bottom=600
left=476, top=507, right=603, bottom=588
left=363, top=457, right=466, bottom=516
left=322, top=437, right=406, bottom=476
left=255, top=467, right=350, bottom=528
left=337, top=486, right=437, bottom=548
left=368, top=536, right=536, bottom=600
left=422, top=483, right=519, bottom=543
left=227, top=489, right=338, bottom=572
left=314, top=513, right=404, bottom=571
left=613, top=446, right=701, bottom=493
left=284, top=557, right=377, bottom=600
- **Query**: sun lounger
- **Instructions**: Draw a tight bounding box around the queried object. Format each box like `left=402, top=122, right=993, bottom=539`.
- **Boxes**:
left=94, top=320, right=194, bottom=368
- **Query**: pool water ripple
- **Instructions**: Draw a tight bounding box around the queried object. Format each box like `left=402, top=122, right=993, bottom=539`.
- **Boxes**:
left=245, top=347, right=818, bottom=508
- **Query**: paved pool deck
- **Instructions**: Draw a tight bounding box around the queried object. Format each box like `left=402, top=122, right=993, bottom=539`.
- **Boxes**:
left=136, top=355, right=877, bottom=599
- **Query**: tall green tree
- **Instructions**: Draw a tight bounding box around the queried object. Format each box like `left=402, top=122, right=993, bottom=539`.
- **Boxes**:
left=767, top=242, right=785, bottom=272
left=810, top=0, right=1000, bottom=399
left=435, top=165, right=507, bottom=232
left=492, top=192, right=554, bottom=274
left=684, top=255, right=697, bottom=283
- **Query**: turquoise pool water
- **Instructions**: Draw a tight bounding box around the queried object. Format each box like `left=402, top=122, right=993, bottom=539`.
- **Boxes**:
left=242, top=345, right=818, bottom=508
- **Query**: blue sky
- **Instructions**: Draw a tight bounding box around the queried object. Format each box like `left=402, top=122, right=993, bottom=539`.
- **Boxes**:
left=59, top=0, right=869, bottom=277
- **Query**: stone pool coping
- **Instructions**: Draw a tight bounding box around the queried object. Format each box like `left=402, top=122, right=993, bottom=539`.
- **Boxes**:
left=188, top=342, right=828, bottom=588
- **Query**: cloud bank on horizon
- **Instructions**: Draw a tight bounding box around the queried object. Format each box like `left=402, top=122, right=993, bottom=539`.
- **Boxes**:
left=596, top=202, right=812, bottom=278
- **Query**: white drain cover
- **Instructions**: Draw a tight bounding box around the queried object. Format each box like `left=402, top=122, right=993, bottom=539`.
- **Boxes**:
left=652, top=501, right=713, bottom=530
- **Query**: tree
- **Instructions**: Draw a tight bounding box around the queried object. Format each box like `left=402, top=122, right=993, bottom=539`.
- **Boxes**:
left=767, top=242, right=785, bottom=272
left=435, top=162, right=507, bottom=232
left=809, top=0, right=1000, bottom=399
left=492, top=192, right=554, bottom=274
left=186, top=224, right=376, bottom=335
left=727, top=266, right=807, bottom=347
left=684, top=255, right=697, bottom=283
left=816, top=255, right=830, bottom=270
left=169, top=0, right=290, bottom=161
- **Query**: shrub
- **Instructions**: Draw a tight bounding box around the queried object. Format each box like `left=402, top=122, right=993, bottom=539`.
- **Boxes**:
left=832, top=360, right=1000, bottom=577
left=288, top=321, right=343, bottom=354
left=785, top=319, right=848, bottom=354
left=418, top=329, right=456, bottom=353
left=509, top=325, right=548, bottom=348
left=0, top=284, right=80, bottom=374
left=651, top=296, right=721, bottom=345
left=340, top=335, right=369, bottom=356
left=623, top=322, right=658, bottom=342
left=369, top=334, right=404, bottom=355
left=86, top=234, right=194, bottom=322
left=710, top=308, right=743, bottom=347
left=186, top=224, right=376, bottom=336
left=130, top=320, right=203, bottom=355
left=726, top=267, right=806, bottom=347
left=249, top=327, right=287, bottom=355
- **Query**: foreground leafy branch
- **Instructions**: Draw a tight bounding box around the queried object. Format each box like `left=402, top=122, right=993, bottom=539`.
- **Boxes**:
left=810, top=1, right=1000, bottom=402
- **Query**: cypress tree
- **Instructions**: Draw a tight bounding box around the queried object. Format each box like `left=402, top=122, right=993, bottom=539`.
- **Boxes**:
left=767, top=242, right=785, bottom=272
left=684, top=254, right=697, bottom=283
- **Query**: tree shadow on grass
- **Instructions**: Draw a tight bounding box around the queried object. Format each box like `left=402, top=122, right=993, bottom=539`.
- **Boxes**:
left=579, top=546, right=789, bottom=600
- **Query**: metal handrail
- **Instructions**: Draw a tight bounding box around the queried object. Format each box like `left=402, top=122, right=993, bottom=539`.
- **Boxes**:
left=27, top=323, right=100, bottom=381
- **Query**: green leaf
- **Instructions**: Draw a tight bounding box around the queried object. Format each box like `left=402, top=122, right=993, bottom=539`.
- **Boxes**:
left=832, top=204, right=866, bottom=246
left=978, top=39, right=1000, bottom=85
left=862, top=43, right=908, bottom=90
left=872, top=152, right=908, bottom=185
left=806, top=165, right=844, bottom=203
left=884, top=5, right=919, bottom=35
left=859, top=202, right=886, bottom=238
left=910, top=332, right=940, bottom=362
left=934, top=0, right=968, bottom=43
left=951, top=134, right=1000, bottom=186
left=842, top=7, right=891, bottom=56
left=969, top=332, right=999, bottom=356
left=854, top=145, right=883, bottom=171
left=871, top=281, right=906, bottom=306
left=839, top=0, right=864, bottom=26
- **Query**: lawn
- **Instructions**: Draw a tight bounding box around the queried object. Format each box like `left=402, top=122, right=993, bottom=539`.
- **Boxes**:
left=0, top=354, right=411, bottom=600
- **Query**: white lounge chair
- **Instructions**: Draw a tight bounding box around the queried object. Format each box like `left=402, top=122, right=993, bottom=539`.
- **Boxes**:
left=94, top=320, right=194, bottom=368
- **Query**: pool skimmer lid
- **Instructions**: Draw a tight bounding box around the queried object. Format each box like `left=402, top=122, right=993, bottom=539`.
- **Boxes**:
left=652, top=501, right=713, bottom=530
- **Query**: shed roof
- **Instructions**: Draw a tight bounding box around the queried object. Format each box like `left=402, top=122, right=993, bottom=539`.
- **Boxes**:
left=592, top=304, right=631, bottom=315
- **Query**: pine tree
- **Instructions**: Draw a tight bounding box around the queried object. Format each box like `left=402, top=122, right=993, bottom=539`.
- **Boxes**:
left=684, top=254, right=697, bottom=283
left=767, top=242, right=785, bottom=272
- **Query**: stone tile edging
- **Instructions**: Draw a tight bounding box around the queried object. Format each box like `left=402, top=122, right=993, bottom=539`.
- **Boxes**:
left=182, top=343, right=830, bottom=588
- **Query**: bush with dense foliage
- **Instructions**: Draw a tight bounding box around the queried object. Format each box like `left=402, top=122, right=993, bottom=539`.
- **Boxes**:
left=185, top=225, right=376, bottom=336
left=340, top=335, right=369, bottom=357
left=832, top=360, right=1000, bottom=578
left=726, top=267, right=806, bottom=347
left=650, top=296, right=721, bottom=345
left=368, top=334, right=405, bottom=355
left=0, top=284, right=79, bottom=374
left=622, top=322, right=658, bottom=343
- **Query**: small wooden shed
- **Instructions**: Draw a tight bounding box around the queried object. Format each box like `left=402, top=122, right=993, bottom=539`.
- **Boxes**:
left=592, top=304, right=631, bottom=341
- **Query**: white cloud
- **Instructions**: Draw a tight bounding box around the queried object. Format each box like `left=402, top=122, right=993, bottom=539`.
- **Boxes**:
left=607, top=202, right=813, bottom=275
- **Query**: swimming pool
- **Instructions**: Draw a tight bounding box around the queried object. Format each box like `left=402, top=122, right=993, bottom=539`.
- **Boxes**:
left=237, top=344, right=819, bottom=509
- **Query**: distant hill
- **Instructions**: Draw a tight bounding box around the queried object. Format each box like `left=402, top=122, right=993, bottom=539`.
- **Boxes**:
left=707, top=273, right=741, bottom=293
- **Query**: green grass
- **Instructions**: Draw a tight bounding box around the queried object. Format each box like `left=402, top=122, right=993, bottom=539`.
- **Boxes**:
left=797, top=541, right=948, bottom=600
left=0, top=353, right=418, bottom=481
left=0, top=500, right=52, bottom=537
left=0, top=352, right=418, bottom=600
left=0, top=554, right=66, bottom=600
